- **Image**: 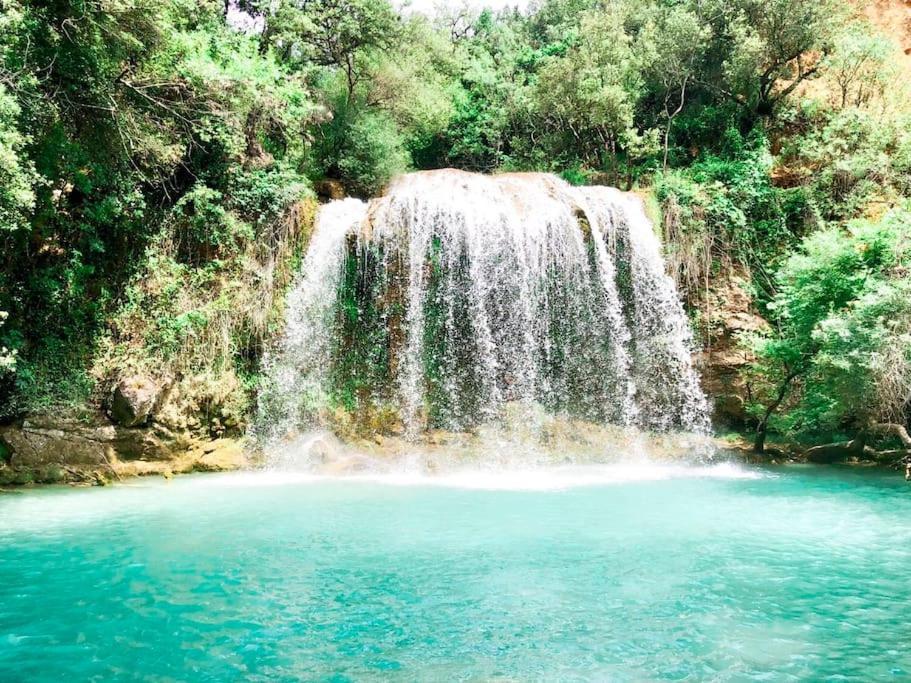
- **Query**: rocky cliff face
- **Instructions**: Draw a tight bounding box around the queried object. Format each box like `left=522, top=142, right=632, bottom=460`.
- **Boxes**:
left=0, top=375, right=252, bottom=486
left=861, top=0, right=911, bottom=61
left=694, top=267, right=769, bottom=429
left=0, top=414, right=250, bottom=486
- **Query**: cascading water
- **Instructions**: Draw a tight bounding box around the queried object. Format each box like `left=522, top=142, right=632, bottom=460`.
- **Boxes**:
left=257, top=199, right=366, bottom=433
left=258, top=170, right=710, bottom=455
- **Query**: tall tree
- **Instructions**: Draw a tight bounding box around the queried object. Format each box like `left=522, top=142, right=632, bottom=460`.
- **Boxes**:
left=701, top=0, right=841, bottom=116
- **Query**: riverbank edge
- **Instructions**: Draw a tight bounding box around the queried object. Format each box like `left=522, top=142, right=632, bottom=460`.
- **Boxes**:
left=1, top=413, right=907, bottom=489
left=0, top=413, right=254, bottom=487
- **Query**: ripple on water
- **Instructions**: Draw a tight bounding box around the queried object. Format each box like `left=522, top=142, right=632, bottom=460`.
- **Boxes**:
left=1, top=465, right=910, bottom=681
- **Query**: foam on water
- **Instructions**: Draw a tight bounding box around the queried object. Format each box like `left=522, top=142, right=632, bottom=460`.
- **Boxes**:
left=201, top=460, right=764, bottom=491
left=320, top=461, right=764, bottom=491
left=0, top=462, right=761, bottom=536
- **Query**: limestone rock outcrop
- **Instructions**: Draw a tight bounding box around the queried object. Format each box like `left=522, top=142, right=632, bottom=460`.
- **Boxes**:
left=695, top=268, right=770, bottom=427
left=108, top=375, right=161, bottom=427
left=0, top=413, right=251, bottom=486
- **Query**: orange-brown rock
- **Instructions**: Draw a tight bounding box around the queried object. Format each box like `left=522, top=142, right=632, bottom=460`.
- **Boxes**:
left=694, top=267, right=770, bottom=427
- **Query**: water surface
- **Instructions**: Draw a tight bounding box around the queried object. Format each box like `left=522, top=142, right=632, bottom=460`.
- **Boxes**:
left=1, top=464, right=910, bottom=680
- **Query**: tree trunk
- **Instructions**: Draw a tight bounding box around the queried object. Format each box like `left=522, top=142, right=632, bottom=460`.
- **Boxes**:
left=867, top=422, right=911, bottom=448
left=872, top=449, right=911, bottom=466
left=663, top=77, right=688, bottom=171
left=804, top=438, right=866, bottom=464
left=753, top=368, right=800, bottom=453
left=753, top=423, right=768, bottom=454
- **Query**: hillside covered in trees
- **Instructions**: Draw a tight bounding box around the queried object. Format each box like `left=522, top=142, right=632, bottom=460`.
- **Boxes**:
left=1, top=0, right=910, bottom=460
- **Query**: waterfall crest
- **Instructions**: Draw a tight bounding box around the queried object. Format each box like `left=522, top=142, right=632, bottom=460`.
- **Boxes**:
left=259, top=170, right=709, bottom=444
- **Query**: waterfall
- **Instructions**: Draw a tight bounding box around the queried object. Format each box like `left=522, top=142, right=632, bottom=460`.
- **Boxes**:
left=257, top=199, right=366, bottom=438
left=258, top=170, right=709, bottom=446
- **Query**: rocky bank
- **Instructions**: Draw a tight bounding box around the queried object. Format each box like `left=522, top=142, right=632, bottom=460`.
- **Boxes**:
left=0, top=374, right=252, bottom=487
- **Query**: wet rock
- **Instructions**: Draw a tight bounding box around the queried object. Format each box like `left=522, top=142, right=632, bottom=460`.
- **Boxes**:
left=110, top=426, right=184, bottom=461
left=0, top=412, right=248, bottom=486
left=193, top=439, right=247, bottom=472
left=36, top=464, right=66, bottom=484
left=315, top=179, right=346, bottom=200
left=11, top=469, right=34, bottom=486
left=93, top=469, right=112, bottom=486
left=0, top=466, right=32, bottom=486
left=695, top=267, right=770, bottom=427
left=804, top=440, right=864, bottom=464
left=0, top=438, right=11, bottom=466
left=307, top=435, right=334, bottom=464
left=0, top=417, right=114, bottom=467
left=109, top=376, right=159, bottom=427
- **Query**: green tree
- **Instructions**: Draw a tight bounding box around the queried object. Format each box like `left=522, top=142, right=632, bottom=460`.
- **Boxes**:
left=699, top=0, right=841, bottom=116
left=825, top=24, right=893, bottom=110
left=636, top=4, right=710, bottom=169
left=441, top=9, right=531, bottom=171
left=0, top=311, right=16, bottom=375
left=749, top=209, right=911, bottom=452
left=310, top=85, right=409, bottom=195
left=533, top=8, right=654, bottom=182
left=256, top=0, right=400, bottom=100
left=0, top=0, right=315, bottom=415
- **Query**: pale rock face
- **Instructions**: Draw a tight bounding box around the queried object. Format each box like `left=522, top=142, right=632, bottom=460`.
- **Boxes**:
left=0, top=414, right=251, bottom=485
left=109, top=376, right=160, bottom=428
left=693, top=267, right=770, bottom=426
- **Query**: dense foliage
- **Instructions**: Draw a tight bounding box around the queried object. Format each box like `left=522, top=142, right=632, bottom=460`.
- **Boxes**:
left=1, top=0, right=909, bottom=450
left=748, top=208, right=911, bottom=449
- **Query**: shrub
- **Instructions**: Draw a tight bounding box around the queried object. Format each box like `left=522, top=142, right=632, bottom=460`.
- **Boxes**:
left=747, top=208, right=911, bottom=441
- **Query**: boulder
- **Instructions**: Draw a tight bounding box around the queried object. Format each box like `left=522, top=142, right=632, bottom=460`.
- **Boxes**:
left=193, top=439, right=248, bottom=472
left=804, top=439, right=865, bottom=464
left=0, top=413, right=249, bottom=485
left=109, top=376, right=159, bottom=427
left=314, top=179, right=346, bottom=200
left=0, top=413, right=190, bottom=468
left=0, top=417, right=114, bottom=467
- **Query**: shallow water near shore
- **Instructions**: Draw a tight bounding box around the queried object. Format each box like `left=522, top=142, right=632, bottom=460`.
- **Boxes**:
left=2, top=464, right=910, bottom=680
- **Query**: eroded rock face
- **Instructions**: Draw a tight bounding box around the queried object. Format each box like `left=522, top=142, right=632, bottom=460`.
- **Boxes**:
left=694, top=267, right=770, bottom=427
left=109, top=376, right=160, bottom=427
left=0, top=415, right=188, bottom=467
left=192, top=439, right=248, bottom=472
left=0, top=413, right=250, bottom=486
left=0, top=417, right=115, bottom=467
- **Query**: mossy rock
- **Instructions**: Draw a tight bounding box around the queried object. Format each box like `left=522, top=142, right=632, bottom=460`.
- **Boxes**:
left=9, top=469, right=34, bottom=486
left=0, top=467, right=16, bottom=486
left=36, top=465, right=66, bottom=484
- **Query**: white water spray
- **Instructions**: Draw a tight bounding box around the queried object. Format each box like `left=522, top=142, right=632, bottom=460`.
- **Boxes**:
left=258, top=199, right=366, bottom=437
left=259, top=170, right=709, bottom=446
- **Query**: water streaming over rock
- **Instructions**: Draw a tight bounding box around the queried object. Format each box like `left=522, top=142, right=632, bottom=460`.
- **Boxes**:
left=258, top=170, right=709, bottom=445
left=258, top=199, right=366, bottom=433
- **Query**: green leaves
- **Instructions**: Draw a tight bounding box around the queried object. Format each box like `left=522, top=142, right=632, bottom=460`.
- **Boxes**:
left=0, top=86, right=36, bottom=234
left=752, top=208, right=911, bottom=436
left=0, top=311, right=17, bottom=375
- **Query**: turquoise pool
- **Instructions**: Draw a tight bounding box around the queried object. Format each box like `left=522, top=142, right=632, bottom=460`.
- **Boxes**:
left=1, top=464, right=910, bottom=680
